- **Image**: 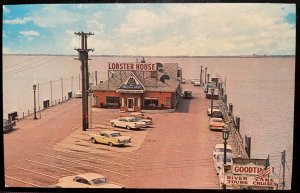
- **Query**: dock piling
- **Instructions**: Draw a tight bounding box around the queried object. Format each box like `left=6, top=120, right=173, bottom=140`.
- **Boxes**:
left=236, top=116, right=240, bottom=131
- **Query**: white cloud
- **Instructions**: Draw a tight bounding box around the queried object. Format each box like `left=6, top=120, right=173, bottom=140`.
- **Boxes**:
left=20, top=30, right=39, bottom=37
left=116, top=9, right=173, bottom=36
left=3, top=4, right=296, bottom=56
left=28, top=5, right=80, bottom=28
left=110, top=3, right=295, bottom=56
left=4, top=17, right=32, bottom=25
left=19, top=30, right=40, bottom=41
left=3, top=5, right=10, bottom=14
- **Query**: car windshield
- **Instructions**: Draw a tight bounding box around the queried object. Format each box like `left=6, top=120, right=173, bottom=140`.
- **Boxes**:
left=110, top=133, right=121, bottom=137
left=90, top=178, right=107, bottom=185
left=217, top=154, right=232, bottom=162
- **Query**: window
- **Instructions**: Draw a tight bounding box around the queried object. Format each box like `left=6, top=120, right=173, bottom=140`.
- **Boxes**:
left=91, top=178, right=107, bottom=185
left=93, top=96, right=98, bottom=105
left=166, top=97, right=171, bottom=106
left=177, top=69, right=181, bottom=78
left=106, top=97, right=120, bottom=104
left=144, top=98, right=158, bottom=107
left=74, top=177, right=91, bottom=185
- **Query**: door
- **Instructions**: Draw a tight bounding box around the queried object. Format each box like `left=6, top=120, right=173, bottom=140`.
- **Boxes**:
left=127, top=98, right=134, bottom=111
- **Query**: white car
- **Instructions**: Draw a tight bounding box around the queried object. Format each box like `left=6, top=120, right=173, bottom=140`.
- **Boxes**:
left=213, top=144, right=233, bottom=159
left=213, top=153, right=233, bottom=175
left=74, top=92, right=82, bottom=98
left=110, top=117, right=147, bottom=130
left=129, top=112, right=152, bottom=120
left=134, top=117, right=153, bottom=127
left=204, top=82, right=214, bottom=93
left=191, top=79, right=200, bottom=84
left=206, top=88, right=219, bottom=99
left=207, top=105, right=220, bottom=115
left=193, top=81, right=201, bottom=86
left=56, top=173, right=123, bottom=188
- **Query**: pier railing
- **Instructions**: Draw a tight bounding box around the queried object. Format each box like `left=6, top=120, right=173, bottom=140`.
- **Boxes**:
left=7, top=96, right=73, bottom=122
left=218, top=87, right=249, bottom=159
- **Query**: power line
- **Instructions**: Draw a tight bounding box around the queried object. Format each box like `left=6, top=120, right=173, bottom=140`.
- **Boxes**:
left=3, top=56, right=58, bottom=76
left=4, top=55, right=39, bottom=70
left=3, top=56, right=49, bottom=74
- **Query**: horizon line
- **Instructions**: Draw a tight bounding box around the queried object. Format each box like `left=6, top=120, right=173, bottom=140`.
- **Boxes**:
left=2, top=53, right=295, bottom=58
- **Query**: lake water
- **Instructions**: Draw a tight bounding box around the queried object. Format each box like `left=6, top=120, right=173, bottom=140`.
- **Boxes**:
left=3, top=54, right=294, bottom=188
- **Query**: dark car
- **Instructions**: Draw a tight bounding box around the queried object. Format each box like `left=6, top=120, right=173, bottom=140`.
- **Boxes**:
left=3, top=119, right=16, bottom=132
left=182, top=91, right=193, bottom=99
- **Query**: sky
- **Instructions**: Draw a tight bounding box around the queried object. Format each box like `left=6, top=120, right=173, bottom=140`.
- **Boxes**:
left=2, top=3, right=296, bottom=56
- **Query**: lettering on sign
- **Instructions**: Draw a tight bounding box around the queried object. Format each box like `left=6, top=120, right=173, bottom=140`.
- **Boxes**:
left=225, top=175, right=275, bottom=187
left=117, top=89, right=144, bottom=93
left=232, top=164, right=266, bottom=175
left=108, top=62, right=157, bottom=71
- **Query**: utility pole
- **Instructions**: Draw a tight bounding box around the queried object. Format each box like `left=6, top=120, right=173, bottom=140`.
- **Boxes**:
left=74, top=31, right=94, bottom=131
left=281, top=150, right=286, bottom=190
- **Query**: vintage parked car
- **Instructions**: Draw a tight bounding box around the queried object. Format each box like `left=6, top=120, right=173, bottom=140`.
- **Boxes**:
left=74, top=92, right=82, bottom=98
left=213, top=144, right=233, bottom=159
left=182, top=91, right=193, bottom=99
left=133, top=117, right=153, bottom=127
left=209, top=117, right=226, bottom=131
left=207, top=105, right=220, bottom=115
left=110, top=117, right=147, bottom=130
left=212, top=110, right=224, bottom=119
left=213, top=153, right=233, bottom=175
left=206, top=88, right=219, bottom=99
left=89, top=131, right=131, bottom=146
left=193, top=81, right=201, bottom=86
left=56, top=173, right=123, bottom=188
left=3, top=119, right=16, bottom=133
left=129, top=112, right=152, bottom=121
left=191, top=79, right=200, bottom=84
left=204, top=82, right=214, bottom=93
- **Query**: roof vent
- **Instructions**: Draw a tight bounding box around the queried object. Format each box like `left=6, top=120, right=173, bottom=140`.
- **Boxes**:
left=157, top=63, right=164, bottom=72
left=160, top=74, right=170, bottom=83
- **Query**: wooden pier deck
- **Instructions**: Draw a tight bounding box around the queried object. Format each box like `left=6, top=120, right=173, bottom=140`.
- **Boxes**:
left=3, top=81, right=239, bottom=189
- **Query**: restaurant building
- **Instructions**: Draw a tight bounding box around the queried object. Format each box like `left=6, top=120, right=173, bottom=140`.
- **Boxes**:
left=91, top=61, right=182, bottom=112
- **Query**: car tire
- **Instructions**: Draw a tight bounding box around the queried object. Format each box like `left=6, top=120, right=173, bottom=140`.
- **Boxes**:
left=126, top=125, right=131, bottom=130
left=108, top=142, right=113, bottom=147
left=92, top=138, right=97, bottom=144
left=111, top=123, right=116, bottom=127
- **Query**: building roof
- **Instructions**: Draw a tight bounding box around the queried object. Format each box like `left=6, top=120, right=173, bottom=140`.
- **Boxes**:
left=92, top=62, right=180, bottom=92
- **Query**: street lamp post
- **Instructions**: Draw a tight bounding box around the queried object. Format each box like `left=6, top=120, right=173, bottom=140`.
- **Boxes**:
left=33, top=84, right=37, bottom=119
left=210, top=88, right=214, bottom=118
left=222, top=128, right=230, bottom=165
